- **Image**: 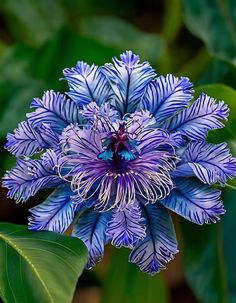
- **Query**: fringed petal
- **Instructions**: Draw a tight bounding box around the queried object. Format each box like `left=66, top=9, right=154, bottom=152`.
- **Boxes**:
left=106, top=203, right=146, bottom=248
left=174, top=141, right=236, bottom=184
left=129, top=203, right=178, bottom=275
left=72, top=209, right=112, bottom=269
left=27, top=90, right=82, bottom=133
left=63, top=62, right=113, bottom=106
left=141, top=75, right=193, bottom=123
left=161, top=178, right=225, bottom=225
left=5, top=121, right=59, bottom=157
left=163, top=93, right=229, bottom=140
left=103, top=50, right=155, bottom=115
left=2, top=151, right=61, bottom=202
left=28, top=186, right=80, bottom=233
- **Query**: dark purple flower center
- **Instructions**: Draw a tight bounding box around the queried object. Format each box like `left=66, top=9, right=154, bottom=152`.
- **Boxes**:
left=98, top=124, right=137, bottom=166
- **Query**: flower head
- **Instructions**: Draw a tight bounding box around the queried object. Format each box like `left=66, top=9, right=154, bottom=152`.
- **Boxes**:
left=3, top=51, right=236, bottom=274
left=60, top=110, right=176, bottom=211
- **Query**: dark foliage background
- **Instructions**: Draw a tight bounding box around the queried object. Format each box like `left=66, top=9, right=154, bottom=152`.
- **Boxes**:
left=1, top=1, right=236, bottom=302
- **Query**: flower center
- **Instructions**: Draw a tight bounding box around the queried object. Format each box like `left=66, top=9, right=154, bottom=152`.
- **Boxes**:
left=98, top=124, right=138, bottom=168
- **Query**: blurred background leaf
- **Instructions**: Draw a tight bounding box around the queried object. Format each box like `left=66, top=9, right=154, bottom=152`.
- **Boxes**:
left=101, top=247, right=169, bottom=303
left=181, top=84, right=236, bottom=303
left=182, top=0, right=236, bottom=66
left=0, top=0, right=66, bottom=47
left=0, top=44, right=42, bottom=138
left=181, top=187, right=236, bottom=303
left=80, top=16, right=166, bottom=65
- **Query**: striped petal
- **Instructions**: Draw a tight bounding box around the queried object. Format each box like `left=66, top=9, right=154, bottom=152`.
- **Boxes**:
left=129, top=203, right=178, bottom=275
left=63, top=62, right=113, bottom=106
left=5, top=121, right=43, bottom=157
left=103, top=50, right=155, bottom=115
left=161, top=178, right=225, bottom=225
left=106, top=203, right=146, bottom=248
left=174, top=141, right=236, bottom=184
left=163, top=94, right=229, bottom=140
left=2, top=150, right=61, bottom=202
left=28, top=186, right=79, bottom=233
left=141, top=75, right=193, bottom=123
left=5, top=121, right=59, bottom=157
left=72, top=209, right=112, bottom=269
left=27, top=90, right=82, bottom=133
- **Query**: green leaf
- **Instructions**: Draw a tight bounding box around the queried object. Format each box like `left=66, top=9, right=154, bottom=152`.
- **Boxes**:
left=101, top=247, right=169, bottom=303
left=0, top=0, right=65, bottom=47
left=0, top=223, right=88, bottom=303
left=181, top=187, right=236, bottom=303
left=80, top=16, right=166, bottom=65
left=182, top=0, right=236, bottom=65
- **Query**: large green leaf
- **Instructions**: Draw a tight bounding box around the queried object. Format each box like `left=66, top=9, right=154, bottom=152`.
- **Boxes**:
left=101, top=247, right=168, bottom=303
left=182, top=0, right=236, bottom=65
left=0, top=223, right=88, bottom=303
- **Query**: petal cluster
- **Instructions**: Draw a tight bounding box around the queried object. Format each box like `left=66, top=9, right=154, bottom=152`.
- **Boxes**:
left=3, top=51, right=236, bottom=275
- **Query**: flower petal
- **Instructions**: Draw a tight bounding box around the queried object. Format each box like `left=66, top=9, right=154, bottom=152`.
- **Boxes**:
left=106, top=203, right=146, bottom=248
left=103, top=50, right=155, bottom=115
left=163, top=93, right=229, bottom=140
left=141, top=75, right=193, bottom=123
left=5, top=121, right=43, bottom=157
left=27, top=90, right=82, bottom=133
left=5, top=121, right=59, bottom=157
left=28, top=186, right=79, bottom=233
left=2, top=151, right=61, bottom=202
left=63, top=62, right=113, bottom=106
left=160, top=178, right=225, bottom=225
left=72, top=209, right=112, bottom=269
left=129, top=203, right=178, bottom=275
left=174, top=141, right=236, bottom=184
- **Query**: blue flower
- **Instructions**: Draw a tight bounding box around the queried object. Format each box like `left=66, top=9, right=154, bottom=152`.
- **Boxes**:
left=3, top=51, right=236, bottom=275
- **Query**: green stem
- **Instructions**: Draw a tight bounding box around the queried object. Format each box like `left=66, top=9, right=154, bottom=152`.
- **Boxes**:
left=225, top=183, right=236, bottom=190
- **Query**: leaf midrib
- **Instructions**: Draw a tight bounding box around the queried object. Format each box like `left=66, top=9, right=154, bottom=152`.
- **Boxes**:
left=0, top=232, right=55, bottom=303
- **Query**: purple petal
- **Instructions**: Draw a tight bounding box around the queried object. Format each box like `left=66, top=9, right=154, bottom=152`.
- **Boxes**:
left=141, top=75, right=193, bottom=123
left=2, top=151, right=62, bottom=202
left=103, top=50, right=156, bottom=115
left=129, top=203, right=178, bottom=275
left=5, top=121, right=43, bottom=157
left=27, top=90, right=82, bottom=133
left=28, top=186, right=79, bottom=233
left=72, top=209, right=112, bottom=269
left=5, top=121, right=60, bottom=157
left=106, top=203, right=146, bottom=248
left=63, top=62, right=113, bottom=106
left=174, top=141, right=236, bottom=184
left=161, top=178, right=225, bottom=225
left=163, top=93, right=229, bottom=140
